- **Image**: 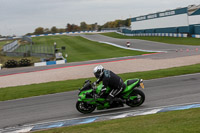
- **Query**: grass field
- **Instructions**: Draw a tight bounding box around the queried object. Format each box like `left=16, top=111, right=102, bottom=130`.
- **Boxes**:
left=0, top=35, right=148, bottom=65
left=1, top=63, right=200, bottom=101
left=32, top=35, right=148, bottom=62
left=34, top=108, right=200, bottom=133
left=0, top=40, right=12, bottom=50
left=101, top=32, right=200, bottom=46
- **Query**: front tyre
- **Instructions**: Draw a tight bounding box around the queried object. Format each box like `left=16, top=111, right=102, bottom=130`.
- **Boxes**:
left=76, top=101, right=96, bottom=114
left=126, top=89, right=145, bottom=107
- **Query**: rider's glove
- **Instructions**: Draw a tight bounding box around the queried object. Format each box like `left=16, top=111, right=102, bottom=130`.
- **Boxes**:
left=93, top=82, right=97, bottom=86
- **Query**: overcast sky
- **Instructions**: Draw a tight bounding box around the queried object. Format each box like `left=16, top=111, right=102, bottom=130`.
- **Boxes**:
left=0, top=0, right=199, bottom=36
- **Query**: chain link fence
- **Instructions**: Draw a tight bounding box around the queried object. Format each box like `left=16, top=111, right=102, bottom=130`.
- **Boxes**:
left=3, top=40, right=19, bottom=52
left=3, top=41, right=55, bottom=58
left=22, top=36, right=33, bottom=44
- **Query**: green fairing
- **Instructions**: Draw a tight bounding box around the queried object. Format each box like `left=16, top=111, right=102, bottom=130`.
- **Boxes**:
left=96, top=98, right=105, bottom=101
left=78, top=83, right=110, bottom=109
left=96, top=83, right=103, bottom=94
left=122, top=79, right=139, bottom=98
left=78, top=89, right=93, bottom=101
left=96, top=83, right=111, bottom=94
left=130, top=96, right=138, bottom=100
left=78, top=87, right=106, bottom=103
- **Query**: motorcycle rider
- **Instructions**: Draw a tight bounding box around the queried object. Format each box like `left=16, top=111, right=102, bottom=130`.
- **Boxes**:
left=93, top=65, right=125, bottom=104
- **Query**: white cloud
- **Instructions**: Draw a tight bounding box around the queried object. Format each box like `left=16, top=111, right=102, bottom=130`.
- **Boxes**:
left=0, top=0, right=199, bottom=36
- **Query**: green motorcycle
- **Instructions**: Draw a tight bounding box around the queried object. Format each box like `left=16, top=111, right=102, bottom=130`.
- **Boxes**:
left=76, top=78, right=145, bottom=114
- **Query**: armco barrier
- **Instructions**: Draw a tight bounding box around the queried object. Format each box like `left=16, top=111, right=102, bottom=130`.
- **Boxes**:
left=34, top=59, right=67, bottom=67
left=3, top=40, right=19, bottom=52
left=118, top=32, right=188, bottom=38
left=28, top=31, right=104, bottom=38
left=192, top=34, right=200, bottom=38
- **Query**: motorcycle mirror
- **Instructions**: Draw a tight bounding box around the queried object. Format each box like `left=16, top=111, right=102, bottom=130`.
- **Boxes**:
left=85, top=80, right=91, bottom=83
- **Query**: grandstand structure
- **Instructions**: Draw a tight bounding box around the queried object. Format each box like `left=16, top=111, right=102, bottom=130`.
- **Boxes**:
left=122, top=5, right=200, bottom=36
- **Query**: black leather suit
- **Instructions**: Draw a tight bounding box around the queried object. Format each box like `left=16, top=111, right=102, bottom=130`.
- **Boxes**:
left=96, top=70, right=125, bottom=99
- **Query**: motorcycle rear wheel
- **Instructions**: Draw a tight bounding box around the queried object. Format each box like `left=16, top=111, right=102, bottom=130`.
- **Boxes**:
left=76, top=101, right=96, bottom=114
left=126, top=89, right=145, bottom=107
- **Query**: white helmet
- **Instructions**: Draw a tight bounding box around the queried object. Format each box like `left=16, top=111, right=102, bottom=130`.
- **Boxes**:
left=93, top=65, right=104, bottom=79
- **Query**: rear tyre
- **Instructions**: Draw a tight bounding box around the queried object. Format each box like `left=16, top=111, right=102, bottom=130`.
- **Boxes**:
left=76, top=101, right=96, bottom=114
left=126, top=89, right=145, bottom=107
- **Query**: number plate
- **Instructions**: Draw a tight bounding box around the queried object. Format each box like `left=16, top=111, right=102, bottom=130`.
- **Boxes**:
left=140, top=83, right=144, bottom=89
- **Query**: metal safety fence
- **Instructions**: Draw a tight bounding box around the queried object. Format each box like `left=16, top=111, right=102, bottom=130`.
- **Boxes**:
left=22, top=36, right=33, bottom=44
left=4, top=44, right=55, bottom=58
left=3, top=40, right=19, bottom=52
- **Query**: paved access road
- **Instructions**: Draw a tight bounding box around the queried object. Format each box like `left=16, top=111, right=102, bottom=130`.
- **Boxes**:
left=81, top=34, right=200, bottom=52
left=0, top=73, right=200, bottom=129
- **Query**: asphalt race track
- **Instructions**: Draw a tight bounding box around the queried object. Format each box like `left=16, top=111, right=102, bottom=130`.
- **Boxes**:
left=0, top=34, right=200, bottom=130
left=0, top=73, right=200, bottom=129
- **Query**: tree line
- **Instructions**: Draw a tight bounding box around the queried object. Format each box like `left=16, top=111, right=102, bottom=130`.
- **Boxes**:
left=0, top=34, right=16, bottom=38
left=26, top=19, right=130, bottom=35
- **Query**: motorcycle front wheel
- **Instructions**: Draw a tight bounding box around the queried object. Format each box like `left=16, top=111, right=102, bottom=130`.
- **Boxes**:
left=76, top=101, right=96, bottom=114
left=126, top=89, right=145, bottom=107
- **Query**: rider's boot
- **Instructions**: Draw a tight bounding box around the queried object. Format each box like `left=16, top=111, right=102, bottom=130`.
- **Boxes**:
left=106, top=94, right=114, bottom=105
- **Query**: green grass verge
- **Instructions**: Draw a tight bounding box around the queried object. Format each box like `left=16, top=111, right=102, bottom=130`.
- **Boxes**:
left=0, top=40, right=12, bottom=50
left=34, top=108, right=200, bottom=133
left=1, top=63, right=200, bottom=101
left=32, top=35, right=148, bottom=62
left=101, top=32, right=200, bottom=46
